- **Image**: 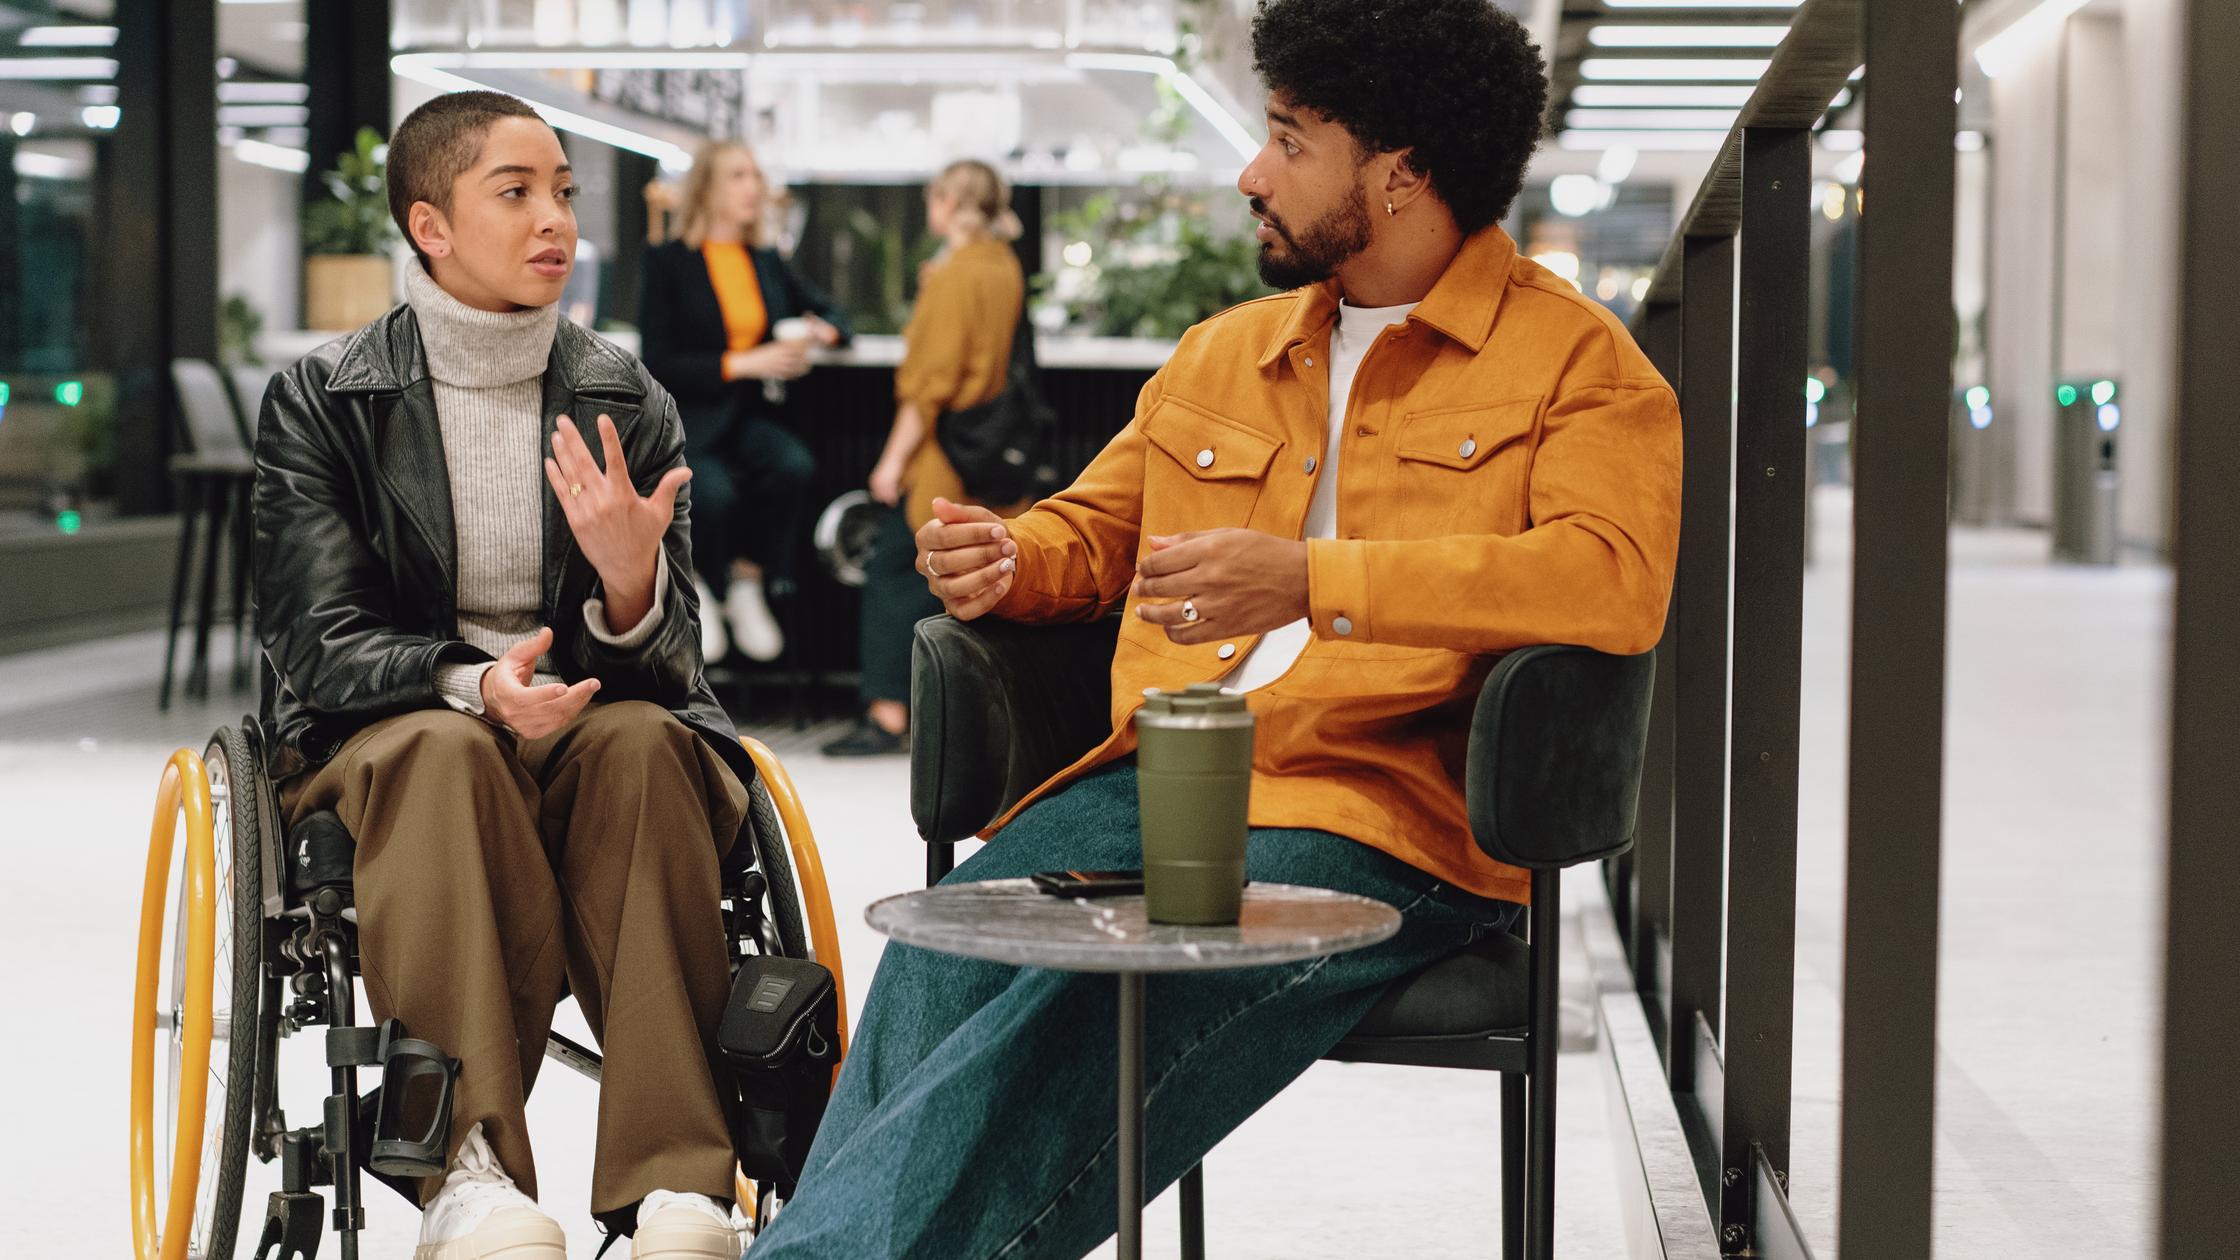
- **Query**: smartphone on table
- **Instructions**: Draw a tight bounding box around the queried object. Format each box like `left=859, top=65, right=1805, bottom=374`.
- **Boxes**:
left=1030, top=869, right=1145, bottom=897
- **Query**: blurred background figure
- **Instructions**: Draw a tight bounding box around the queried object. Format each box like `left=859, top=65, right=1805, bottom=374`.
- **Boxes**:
left=823, top=159, right=1027, bottom=757
left=640, top=140, right=851, bottom=667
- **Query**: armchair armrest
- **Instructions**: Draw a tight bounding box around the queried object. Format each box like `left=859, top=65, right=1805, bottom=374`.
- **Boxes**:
left=1467, top=644, right=1656, bottom=870
left=908, top=615, right=1121, bottom=844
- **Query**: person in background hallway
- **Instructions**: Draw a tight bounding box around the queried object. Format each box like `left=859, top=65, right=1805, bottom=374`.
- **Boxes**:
left=749, top=1, right=1679, bottom=1254
left=640, top=140, right=852, bottom=668
left=256, top=91, right=751, bottom=1259
left=821, top=159, right=1028, bottom=757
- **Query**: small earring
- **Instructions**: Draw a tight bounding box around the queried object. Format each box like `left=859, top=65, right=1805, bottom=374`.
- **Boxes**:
left=1386, top=200, right=1396, bottom=216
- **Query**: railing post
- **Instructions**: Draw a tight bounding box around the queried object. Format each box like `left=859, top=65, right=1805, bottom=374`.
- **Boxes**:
left=1720, top=124, right=1809, bottom=1247
left=2158, top=0, right=2240, bottom=1254
left=1633, top=300, right=1683, bottom=1026
left=1669, top=233, right=1735, bottom=1106
left=1837, top=0, right=1957, bottom=1254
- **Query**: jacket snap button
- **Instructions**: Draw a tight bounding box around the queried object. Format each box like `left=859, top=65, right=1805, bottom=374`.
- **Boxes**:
left=1196, top=449, right=1215, bottom=469
left=1218, top=643, right=1237, bottom=660
left=1459, top=438, right=1477, bottom=458
left=1333, top=616, right=1354, bottom=636
left=1304, top=456, right=1318, bottom=474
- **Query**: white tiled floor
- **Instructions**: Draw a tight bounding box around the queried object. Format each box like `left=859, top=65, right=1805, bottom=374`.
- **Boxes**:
left=0, top=487, right=2172, bottom=1257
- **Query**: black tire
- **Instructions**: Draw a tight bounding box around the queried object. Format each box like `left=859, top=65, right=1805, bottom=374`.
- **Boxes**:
left=189, top=725, right=267, bottom=1260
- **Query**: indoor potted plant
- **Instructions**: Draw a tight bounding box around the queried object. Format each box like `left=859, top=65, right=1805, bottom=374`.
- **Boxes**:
left=302, top=126, right=397, bottom=331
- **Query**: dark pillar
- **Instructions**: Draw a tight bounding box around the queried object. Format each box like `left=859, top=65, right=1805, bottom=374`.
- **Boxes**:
left=96, top=0, right=219, bottom=516
left=609, top=151, right=660, bottom=327
left=304, top=0, right=392, bottom=180
left=0, top=136, right=19, bottom=362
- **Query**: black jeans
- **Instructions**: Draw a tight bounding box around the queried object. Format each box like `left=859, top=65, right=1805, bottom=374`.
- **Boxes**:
left=683, top=413, right=816, bottom=594
left=856, top=505, right=942, bottom=705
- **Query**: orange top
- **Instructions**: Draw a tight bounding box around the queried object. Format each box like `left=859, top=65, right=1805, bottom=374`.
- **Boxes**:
left=984, top=227, right=1682, bottom=906
left=704, top=241, right=768, bottom=379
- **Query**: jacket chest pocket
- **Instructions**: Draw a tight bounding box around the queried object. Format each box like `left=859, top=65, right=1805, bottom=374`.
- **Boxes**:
left=1389, top=397, right=1541, bottom=537
left=1140, top=399, right=1280, bottom=536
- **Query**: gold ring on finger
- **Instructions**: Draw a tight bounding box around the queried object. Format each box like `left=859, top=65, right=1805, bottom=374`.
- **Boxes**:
left=569, top=483, right=584, bottom=497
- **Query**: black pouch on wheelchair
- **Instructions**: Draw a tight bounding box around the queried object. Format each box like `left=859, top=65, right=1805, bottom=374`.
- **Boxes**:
left=719, top=954, right=840, bottom=1187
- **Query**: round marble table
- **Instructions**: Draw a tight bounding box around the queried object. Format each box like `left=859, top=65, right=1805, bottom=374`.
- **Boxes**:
left=865, top=879, right=1400, bottom=1260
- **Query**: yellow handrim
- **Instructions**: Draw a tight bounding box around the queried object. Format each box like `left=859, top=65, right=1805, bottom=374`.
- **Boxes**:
left=740, top=738, right=850, bottom=1061
left=131, top=749, right=216, bottom=1260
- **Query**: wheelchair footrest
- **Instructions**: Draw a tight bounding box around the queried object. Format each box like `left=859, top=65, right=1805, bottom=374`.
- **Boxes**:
left=253, top=1190, right=323, bottom=1260
left=364, top=1019, right=459, bottom=1179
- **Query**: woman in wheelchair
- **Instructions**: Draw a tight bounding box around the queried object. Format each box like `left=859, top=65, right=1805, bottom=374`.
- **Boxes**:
left=250, top=91, right=753, bottom=1260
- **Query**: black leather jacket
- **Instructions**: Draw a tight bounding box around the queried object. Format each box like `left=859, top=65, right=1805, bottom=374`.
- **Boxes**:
left=251, top=303, right=750, bottom=791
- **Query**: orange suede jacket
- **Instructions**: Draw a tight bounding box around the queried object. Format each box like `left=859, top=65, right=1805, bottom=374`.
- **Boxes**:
left=985, top=227, right=1680, bottom=905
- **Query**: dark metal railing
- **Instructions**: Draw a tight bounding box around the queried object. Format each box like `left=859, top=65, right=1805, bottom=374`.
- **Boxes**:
left=1617, top=0, right=2238, bottom=1255
left=1614, top=0, right=1955, bottom=1254
left=2157, top=3, right=2240, bottom=1256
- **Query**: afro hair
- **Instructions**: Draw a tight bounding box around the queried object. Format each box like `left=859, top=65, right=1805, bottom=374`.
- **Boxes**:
left=1250, top=0, right=1549, bottom=235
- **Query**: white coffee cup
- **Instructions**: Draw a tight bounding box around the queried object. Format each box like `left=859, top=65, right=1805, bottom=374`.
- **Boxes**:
left=772, top=317, right=814, bottom=343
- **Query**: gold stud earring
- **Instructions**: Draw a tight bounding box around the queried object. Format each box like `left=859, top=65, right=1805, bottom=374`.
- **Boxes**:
left=1386, top=200, right=1396, bottom=216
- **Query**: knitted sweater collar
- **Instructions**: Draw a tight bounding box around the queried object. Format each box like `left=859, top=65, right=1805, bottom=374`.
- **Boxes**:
left=403, top=260, right=559, bottom=389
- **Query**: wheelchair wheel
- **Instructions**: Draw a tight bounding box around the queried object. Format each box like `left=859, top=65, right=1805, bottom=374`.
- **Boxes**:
left=131, top=734, right=263, bottom=1260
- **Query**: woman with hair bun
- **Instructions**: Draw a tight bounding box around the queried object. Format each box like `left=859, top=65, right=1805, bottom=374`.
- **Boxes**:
left=822, top=158, right=1027, bottom=757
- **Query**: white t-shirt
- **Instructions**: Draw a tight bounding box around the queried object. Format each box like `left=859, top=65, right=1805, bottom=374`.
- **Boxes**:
left=1227, top=298, right=1419, bottom=692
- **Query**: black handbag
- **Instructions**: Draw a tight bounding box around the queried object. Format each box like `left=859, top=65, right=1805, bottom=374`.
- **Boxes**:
left=935, top=308, right=1061, bottom=504
left=718, top=953, right=841, bottom=1189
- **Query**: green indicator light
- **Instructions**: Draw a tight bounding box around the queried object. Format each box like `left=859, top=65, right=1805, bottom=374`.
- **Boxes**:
left=54, top=380, right=83, bottom=407
left=56, top=510, right=82, bottom=535
left=1804, top=378, right=1826, bottom=404
left=1966, top=385, right=1990, bottom=410
left=0, top=382, right=10, bottom=406
left=2090, top=379, right=2116, bottom=406
left=2056, top=384, right=2078, bottom=407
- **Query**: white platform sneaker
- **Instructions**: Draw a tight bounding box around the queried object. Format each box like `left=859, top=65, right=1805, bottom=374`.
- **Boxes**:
left=631, top=1189, right=748, bottom=1258
left=412, top=1125, right=565, bottom=1260
left=694, top=575, right=729, bottom=665
left=725, top=575, right=785, bottom=663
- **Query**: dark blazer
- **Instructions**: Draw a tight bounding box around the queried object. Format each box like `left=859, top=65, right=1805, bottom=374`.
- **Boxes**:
left=251, top=304, right=750, bottom=793
left=638, top=239, right=854, bottom=441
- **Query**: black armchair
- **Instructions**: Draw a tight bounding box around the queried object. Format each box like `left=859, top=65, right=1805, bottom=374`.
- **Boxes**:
left=908, top=614, right=1655, bottom=1260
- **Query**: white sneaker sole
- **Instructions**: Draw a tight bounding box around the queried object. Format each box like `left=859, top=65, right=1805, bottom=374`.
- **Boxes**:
left=632, top=1205, right=747, bottom=1258
left=414, top=1206, right=568, bottom=1259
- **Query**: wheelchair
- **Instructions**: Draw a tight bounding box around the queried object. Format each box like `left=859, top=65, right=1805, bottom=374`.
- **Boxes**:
left=129, top=708, right=849, bottom=1260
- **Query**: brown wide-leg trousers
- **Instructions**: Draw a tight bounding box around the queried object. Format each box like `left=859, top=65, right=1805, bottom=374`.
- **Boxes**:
left=280, top=701, right=749, bottom=1212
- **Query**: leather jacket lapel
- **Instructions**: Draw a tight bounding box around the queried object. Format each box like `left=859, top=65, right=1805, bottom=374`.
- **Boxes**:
left=369, top=331, right=458, bottom=601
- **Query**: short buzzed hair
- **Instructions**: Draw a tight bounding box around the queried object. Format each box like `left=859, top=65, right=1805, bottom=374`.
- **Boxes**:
left=385, top=90, right=545, bottom=264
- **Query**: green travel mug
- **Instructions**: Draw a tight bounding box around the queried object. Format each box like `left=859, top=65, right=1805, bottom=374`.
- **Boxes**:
left=1134, top=684, right=1255, bottom=925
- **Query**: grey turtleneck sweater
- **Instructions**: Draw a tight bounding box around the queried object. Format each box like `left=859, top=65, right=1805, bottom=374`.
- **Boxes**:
left=402, top=263, right=665, bottom=715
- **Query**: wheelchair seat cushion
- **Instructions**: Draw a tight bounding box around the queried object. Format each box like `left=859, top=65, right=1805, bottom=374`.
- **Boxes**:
left=1344, top=930, right=1531, bottom=1041
left=289, top=809, right=357, bottom=903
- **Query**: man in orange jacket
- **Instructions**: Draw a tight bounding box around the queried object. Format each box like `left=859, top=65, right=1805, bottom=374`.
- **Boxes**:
left=750, top=1, right=1678, bottom=1255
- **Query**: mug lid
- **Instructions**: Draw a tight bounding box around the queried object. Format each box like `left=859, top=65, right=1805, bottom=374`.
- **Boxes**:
left=1139, top=682, right=1248, bottom=716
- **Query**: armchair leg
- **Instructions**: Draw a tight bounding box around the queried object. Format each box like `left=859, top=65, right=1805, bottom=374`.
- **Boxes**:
left=1180, top=1163, right=1205, bottom=1260
left=1501, top=1073, right=1525, bottom=1260
left=160, top=477, right=198, bottom=712
left=926, top=841, right=956, bottom=886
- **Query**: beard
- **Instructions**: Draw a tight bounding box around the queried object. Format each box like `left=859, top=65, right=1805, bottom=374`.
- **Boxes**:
left=1253, top=190, right=1374, bottom=290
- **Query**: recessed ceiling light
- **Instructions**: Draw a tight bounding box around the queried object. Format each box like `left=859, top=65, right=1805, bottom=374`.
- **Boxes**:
left=1557, top=129, right=1731, bottom=152
left=1588, top=26, right=1790, bottom=48
left=19, top=25, right=119, bottom=47
left=1566, top=108, right=1741, bottom=131
left=1572, top=84, right=1756, bottom=107
left=1580, top=58, right=1771, bottom=81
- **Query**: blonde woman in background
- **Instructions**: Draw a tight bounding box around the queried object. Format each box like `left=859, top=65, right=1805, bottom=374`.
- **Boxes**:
left=640, top=140, right=852, bottom=668
left=822, top=159, right=1027, bottom=757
